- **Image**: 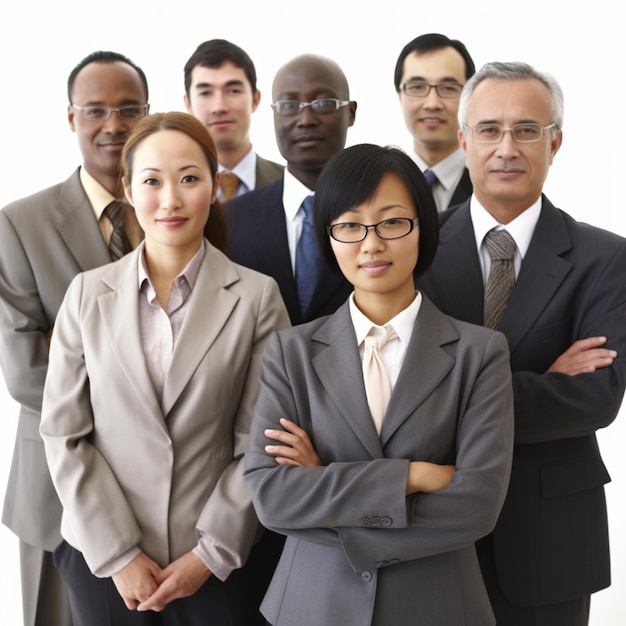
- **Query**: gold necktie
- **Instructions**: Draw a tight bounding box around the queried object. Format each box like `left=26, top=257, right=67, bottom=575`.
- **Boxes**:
left=220, top=172, right=240, bottom=202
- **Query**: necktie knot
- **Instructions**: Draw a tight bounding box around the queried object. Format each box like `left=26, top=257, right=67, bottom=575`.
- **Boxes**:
left=423, top=168, right=438, bottom=187
left=484, top=229, right=516, bottom=262
left=104, top=200, right=132, bottom=261
left=220, top=172, right=241, bottom=202
left=362, top=325, right=397, bottom=434
left=364, top=325, right=398, bottom=352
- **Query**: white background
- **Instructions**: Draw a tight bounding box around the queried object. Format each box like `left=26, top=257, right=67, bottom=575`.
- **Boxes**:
left=0, top=1, right=624, bottom=624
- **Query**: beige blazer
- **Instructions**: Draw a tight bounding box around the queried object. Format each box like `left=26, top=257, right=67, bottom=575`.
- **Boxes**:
left=40, top=243, right=290, bottom=573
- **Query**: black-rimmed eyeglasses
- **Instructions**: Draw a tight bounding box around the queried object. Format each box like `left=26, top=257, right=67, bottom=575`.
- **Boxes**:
left=328, top=217, right=419, bottom=243
left=72, top=104, right=149, bottom=121
left=400, top=82, right=463, bottom=98
left=462, top=122, right=557, bottom=143
left=271, top=99, right=351, bottom=116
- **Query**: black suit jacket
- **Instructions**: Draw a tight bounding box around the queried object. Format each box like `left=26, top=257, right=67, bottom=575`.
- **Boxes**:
left=226, top=179, right=352, bottom=325
left=448, top=167, right=472, bottom=209
left=416, top=196, right=626, bottom=606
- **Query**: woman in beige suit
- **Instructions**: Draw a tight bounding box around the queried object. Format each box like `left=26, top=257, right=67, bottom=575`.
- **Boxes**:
left=40, top=112, right=290, bottom=626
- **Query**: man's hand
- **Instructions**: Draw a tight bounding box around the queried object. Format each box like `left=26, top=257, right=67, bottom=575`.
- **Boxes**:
left=112, top=552, right=162, bottom=610
left=264, top=418, right=322, bottom=467
left=136, top=552, right=211, bottom=612
left=547, top=337, right=617, bottom=376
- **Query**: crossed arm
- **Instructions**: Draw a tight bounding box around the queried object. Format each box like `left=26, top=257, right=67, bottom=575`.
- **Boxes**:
left=265, top=418, right=455, bottom=494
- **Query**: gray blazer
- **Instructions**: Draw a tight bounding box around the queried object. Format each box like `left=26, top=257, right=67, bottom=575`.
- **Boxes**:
left=255, top=154, right=284, bottom=190
left=244, top=297, right=514, bottom=626
left=0, top=168, right=112, bottom=551
left=40, top=244, right=290, bottom=573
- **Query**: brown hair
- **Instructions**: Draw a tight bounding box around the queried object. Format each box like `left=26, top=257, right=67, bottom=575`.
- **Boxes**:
left=121, top=111, right=228, bottom=253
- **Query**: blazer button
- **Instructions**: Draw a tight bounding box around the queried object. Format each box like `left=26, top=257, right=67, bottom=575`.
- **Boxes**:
left=360, top=517, right=371, bottom=527
left=361, top=571, right=373, bottom=582
left=371, top=516, right=381, bottom=526
left=381, top=516, right=392, bottom=527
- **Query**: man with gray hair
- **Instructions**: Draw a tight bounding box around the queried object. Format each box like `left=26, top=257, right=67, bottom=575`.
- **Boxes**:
left=417, top=61, right=626, bottom=625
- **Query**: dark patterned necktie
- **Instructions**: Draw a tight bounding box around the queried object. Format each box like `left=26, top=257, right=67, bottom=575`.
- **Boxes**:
left=483, top=229, right=516, bottom=329
left=104, top=200, right=132, bottom=261
left=295, top=195, right=320, bottom=316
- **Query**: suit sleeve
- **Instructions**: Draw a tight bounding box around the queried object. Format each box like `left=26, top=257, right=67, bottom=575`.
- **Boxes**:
left=0, top=209, right=51, bottom=413
left=244, top=330, right=514, bottom=573
left=512, top=242, right=626, bottom=444
left=195, top=276, right=291, bottom=573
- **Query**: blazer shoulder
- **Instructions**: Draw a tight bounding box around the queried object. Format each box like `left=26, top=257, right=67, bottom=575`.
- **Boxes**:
left=227, top=179, right=283, bottom=212
left=255, top=154, right=284, bottom=188
left=1, top=171, right=80, bottom=221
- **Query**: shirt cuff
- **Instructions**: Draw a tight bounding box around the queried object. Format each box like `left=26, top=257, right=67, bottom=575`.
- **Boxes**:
left=92, top=545, right=142, bottom=578
left=193, top=533, right=240, bottom=582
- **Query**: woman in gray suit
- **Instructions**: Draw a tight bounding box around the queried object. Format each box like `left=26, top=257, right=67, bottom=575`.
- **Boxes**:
left=244, top=144, right=515, bottom=626
left=40, top=112, right=290, bottom=625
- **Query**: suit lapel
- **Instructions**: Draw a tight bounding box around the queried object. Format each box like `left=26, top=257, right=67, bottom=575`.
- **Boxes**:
left=426, top=204, right=484, bottom=325
left=498, top=198, right=573, bottom=352
left=380, top=297, right=456, bottom=445
left=55, top=169, right=111, bottom=271
left=312, top=305, right=384, bottom=458
left=161, top=246, right=240, bottom=416
left=97, top=251, right=165, bottom=429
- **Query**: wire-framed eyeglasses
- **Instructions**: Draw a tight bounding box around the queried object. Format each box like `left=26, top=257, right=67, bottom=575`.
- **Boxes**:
left=72, top=104, right=149, bottom=121
left=400, top=82, right=463, bottom=98
left=462, top=122, right=557, bottom=143
left=271, top=99, right=351, bottom=116
left=328, top=217, right=419, bottom=243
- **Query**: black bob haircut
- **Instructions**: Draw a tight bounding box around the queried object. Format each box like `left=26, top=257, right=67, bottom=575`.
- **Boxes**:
left=313, top=143, right=439, bottom=278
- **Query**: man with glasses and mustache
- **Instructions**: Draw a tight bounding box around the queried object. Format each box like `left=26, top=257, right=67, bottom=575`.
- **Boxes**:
left=417, top=61, right=626, bottom=626
left=226, top=53, right=357, bottom=326
left=395, top=33, right=475, bottom=212
left=0, top=50, right=149, bottom=626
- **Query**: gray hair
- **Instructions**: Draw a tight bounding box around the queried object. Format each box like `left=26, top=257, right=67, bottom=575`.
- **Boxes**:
left=458, top=61, right=564, bottom=131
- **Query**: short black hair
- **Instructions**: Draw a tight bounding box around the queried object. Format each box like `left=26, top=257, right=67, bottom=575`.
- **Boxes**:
left=394, top=33, right=476, bottom=90
left=313, top=144, right=439, bottom=277
left=184, top=39, right=257, bottom=96
left=67, top=50, right=149, bottom=103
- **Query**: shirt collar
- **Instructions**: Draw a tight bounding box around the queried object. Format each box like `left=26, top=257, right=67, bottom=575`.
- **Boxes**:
left=79, top=166, right=116, bottom=220
left=138, top=239, right=206, bottom=294
left=411, top=147, right=466, bottom=191
left=349, top=291, right=423, bottom=346
left=219, top=146, right=256, bottom=194
left=283, top=169, right=315, bottom=222
left=470, top=196, right=542, bottom=259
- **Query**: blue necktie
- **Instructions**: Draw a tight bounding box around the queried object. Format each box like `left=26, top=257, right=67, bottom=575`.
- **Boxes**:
left=295, top=195, right=320, bottom=316
left=423, top=168, right=438, bottom=187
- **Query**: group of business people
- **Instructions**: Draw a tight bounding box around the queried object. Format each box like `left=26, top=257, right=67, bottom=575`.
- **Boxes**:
left=0, top=33, right=624, bottom=626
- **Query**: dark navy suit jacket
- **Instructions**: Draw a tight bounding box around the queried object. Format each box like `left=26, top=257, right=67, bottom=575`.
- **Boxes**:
left=226, top=179, right=352, bottom=326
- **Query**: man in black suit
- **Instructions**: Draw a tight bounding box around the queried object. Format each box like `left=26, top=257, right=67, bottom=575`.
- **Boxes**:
left=417, top=61, right=626, bottom=625
left=394, top=33, right=474, bottom=211
left=184, top=39, right=283, bottom=200
left=226, top=53, right=357, bottom=325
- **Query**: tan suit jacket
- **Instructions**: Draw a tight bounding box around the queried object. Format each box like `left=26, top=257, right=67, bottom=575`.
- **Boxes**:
left=0, top=168, right=112, bottom=551
left=40, top=243, right=290, bottom=573
left=255, top=154, right=284, bottom=190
